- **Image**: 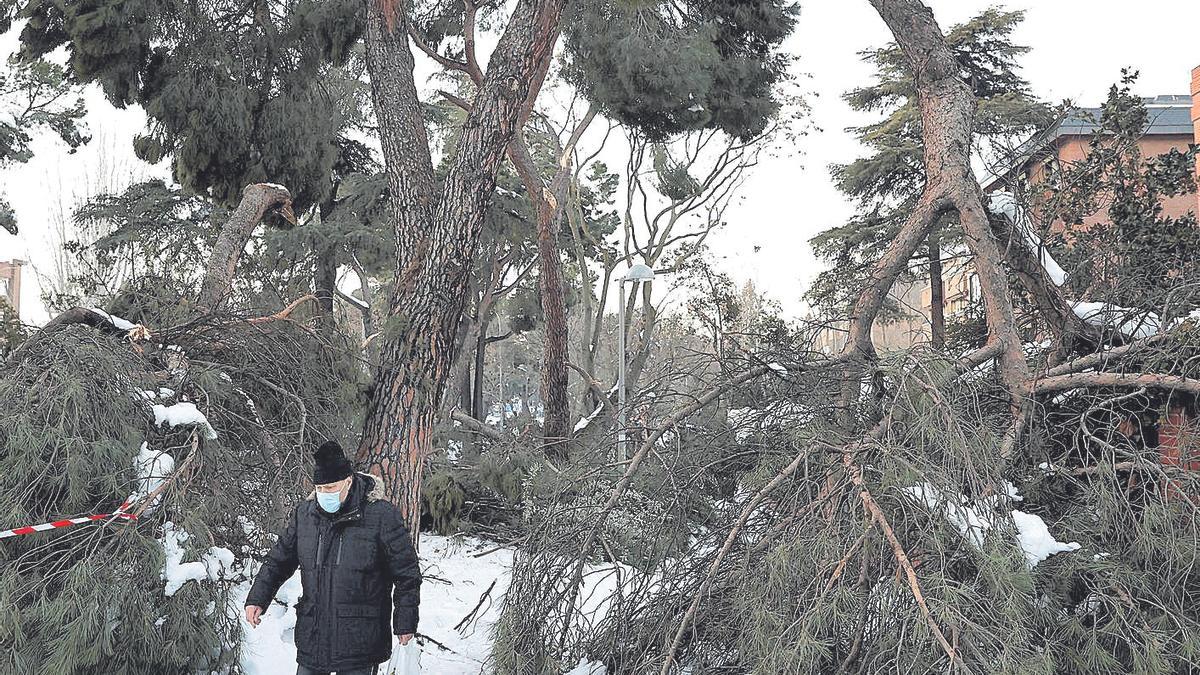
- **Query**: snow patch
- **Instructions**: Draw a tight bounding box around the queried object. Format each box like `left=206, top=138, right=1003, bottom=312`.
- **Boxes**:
left=87, top=307, right=137, bottom=331
left=574, top=404, right=604, bottom=433
left=1012, top=510, right=1081, bottom=567
left=160, top=522, right=236, bottom=596
left=902, top=481, right=1078, bottom=569
left=132, top=442, right=175, bottom=500
left=1071, top=301, right=1162, bottom=339
left=987, top=192, right=1067, bottom=286
left=152, top=401, right=218, bottom=439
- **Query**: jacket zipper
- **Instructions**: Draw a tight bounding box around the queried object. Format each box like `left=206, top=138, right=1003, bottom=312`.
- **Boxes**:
left=335, top=535, right=343, bottom=566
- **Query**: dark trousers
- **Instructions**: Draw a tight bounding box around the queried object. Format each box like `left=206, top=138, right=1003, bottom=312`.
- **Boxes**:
left=296, top=665, right=378, bottom=675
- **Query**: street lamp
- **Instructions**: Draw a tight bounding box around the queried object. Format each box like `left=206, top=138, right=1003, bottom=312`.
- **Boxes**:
left=617, top=264, right=655, bottom=461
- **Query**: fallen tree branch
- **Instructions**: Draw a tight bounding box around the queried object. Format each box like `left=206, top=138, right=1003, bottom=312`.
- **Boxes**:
left=557, top=357, right=846, bottom=656
left=450, top=408, right=504, bottom=441
left=247, top=294, right=318, bottom=325
left=842, top=445, right=964, bottom=670
left=1043, top=332, right=1175, bottom=377
left=659, top=439, right=828, bottom=675
left=8, top=307, right=150, bottom=362
left=1035, top=373, right=1200, bottom=397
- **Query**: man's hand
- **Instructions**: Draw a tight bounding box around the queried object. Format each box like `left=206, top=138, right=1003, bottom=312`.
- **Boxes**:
left=245, top=605, right=264, bottom=627
left=398, top=633, right=414, bottom=646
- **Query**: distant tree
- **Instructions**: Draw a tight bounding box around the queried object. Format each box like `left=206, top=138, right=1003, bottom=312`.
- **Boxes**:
left=0, top=51, right=88, bottom=234
left=806, top=8, right=1051, bottom=347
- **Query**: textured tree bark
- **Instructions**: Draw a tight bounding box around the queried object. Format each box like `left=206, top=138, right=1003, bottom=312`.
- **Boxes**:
left=357, top=0, right=567, bottom=539
left=840, top=0, right=1031, bottom=425
left=987, top=209, right=1103, bottom=352
left=537, top=217, right=572, bottom=457
left=1034, top=372, right=1200, bottom=396
left=197, top=183, right=294, bottom=310
left=508, top=109, right=596, bottom=458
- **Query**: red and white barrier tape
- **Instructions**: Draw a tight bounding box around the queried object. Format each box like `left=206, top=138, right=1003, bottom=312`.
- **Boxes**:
left=0, top=500, right=137, bottom=540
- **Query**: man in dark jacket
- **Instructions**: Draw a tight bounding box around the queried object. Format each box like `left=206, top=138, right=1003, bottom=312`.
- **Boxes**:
left=245, top=440, right=422, bottom=675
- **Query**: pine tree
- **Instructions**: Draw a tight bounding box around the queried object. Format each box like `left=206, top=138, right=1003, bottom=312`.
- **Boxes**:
left=562, top=0, right=798, bottom=141
left=15, top=0, right=376, bottom=330
left=805, top=8, right=1051, bottom=345
left=17, top=0, right=365, bottom=212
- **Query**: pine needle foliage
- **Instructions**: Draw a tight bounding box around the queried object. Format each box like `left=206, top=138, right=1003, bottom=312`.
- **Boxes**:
left=562, top=0, right=798, bottom=141
left=492, top=333, right=1200, bottom=673
left=0, top=287, right=363, bottom=673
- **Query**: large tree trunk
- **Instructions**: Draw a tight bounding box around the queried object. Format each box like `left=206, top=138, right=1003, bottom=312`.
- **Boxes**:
left=357, top=0, right=566, bottom=539
left=197, top=183, right=294, bottom=310
left=537, top=224, right=572, bottom=456
left=840, top=0, right=1031, bottom=425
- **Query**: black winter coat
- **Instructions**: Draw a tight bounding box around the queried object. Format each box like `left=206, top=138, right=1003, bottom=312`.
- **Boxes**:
left=246, top=472, right=422, bottom=672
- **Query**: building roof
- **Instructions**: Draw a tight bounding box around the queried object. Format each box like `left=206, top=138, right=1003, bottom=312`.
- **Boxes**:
left=1057, top=97, right=1195, bottom=136
left=981, top=96, right=1195, bottom=191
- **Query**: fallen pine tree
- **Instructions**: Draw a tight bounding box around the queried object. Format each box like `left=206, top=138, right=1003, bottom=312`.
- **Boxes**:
left=489, top=1, right=1200, bottom=673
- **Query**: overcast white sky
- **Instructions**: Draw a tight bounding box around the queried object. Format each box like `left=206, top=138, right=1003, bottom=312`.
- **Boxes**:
left=2, top=0, right=1198, bottom=324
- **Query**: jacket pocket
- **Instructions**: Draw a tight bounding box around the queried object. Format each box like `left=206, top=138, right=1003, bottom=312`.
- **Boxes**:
left=338, top=530, right=379, bottom=569
left=335, top=603, right=385, bottom=660
left=294, top=597, right=317, bottom=656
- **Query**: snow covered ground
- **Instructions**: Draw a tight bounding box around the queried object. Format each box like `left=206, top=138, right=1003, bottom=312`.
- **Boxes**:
left=227, top=533, right=612, bottom=674
left=234, top=534, right=520, bottom=674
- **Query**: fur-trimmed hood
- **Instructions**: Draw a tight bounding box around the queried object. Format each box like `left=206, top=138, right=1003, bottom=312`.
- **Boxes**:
left=306, top=471, right=386, bottom=502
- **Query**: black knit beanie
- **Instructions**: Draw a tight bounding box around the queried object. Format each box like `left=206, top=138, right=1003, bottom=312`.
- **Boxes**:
left=313, top=440, right=353, bottom=485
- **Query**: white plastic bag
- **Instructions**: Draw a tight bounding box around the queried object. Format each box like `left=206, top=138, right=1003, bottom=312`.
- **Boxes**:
left=383, top=638, right=422, bottom=675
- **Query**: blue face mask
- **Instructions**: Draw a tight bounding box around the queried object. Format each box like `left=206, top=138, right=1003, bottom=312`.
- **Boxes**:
left=316, top=490, right=343, bottom=513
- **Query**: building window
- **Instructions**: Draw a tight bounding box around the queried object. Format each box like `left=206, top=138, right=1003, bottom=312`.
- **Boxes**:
left=967, top=273, right=981, bottom=304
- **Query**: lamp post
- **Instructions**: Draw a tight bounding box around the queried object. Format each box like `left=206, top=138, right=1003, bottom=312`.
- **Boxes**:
left=617, top=263, right=656, bottom=461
